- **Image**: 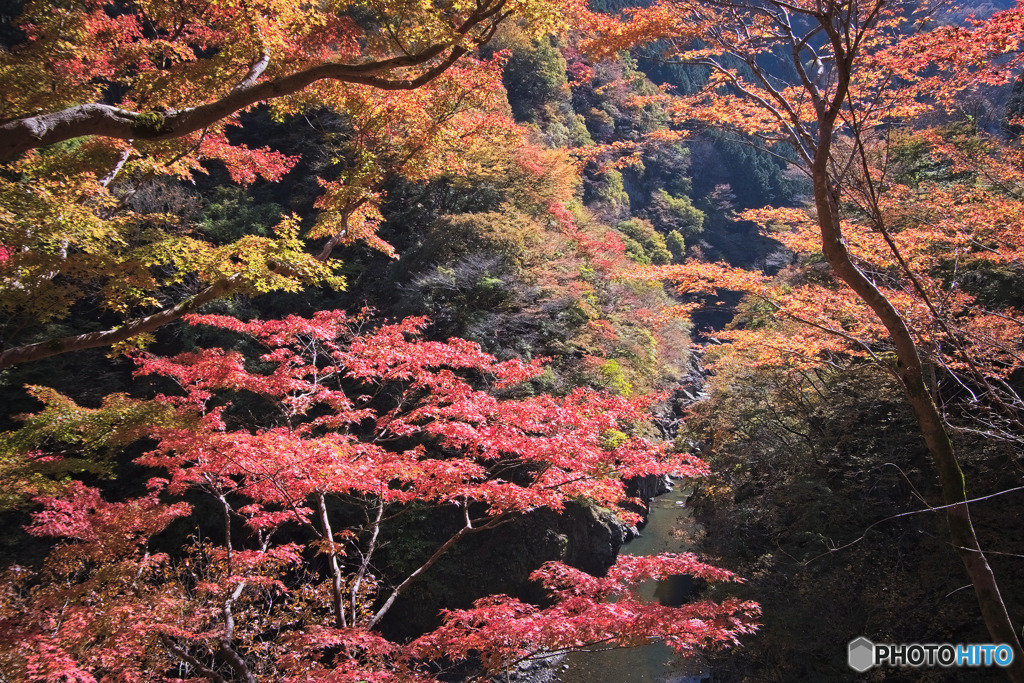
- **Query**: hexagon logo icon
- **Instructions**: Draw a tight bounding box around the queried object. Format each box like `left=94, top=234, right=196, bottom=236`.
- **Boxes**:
left=849, top=637, right=875, bottom=672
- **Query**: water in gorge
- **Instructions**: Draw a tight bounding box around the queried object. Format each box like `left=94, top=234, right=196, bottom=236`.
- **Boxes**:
left=555, top=482, right=712, bottom=683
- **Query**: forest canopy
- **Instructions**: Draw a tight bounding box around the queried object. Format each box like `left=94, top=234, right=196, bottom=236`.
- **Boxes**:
left=3, top=0, right=1024, bottom=681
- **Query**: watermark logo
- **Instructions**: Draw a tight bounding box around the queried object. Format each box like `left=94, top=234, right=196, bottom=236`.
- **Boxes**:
left=848, top=637, right=874, bottom=672
left=848, top=637, right=1014, bottom=671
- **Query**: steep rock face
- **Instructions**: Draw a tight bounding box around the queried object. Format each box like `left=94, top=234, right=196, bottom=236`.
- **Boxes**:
left=551, top=502, right=638, bottom=576
left=378, top=502, right=636, bottom=640
left=626, top=474, right=672, bottom=513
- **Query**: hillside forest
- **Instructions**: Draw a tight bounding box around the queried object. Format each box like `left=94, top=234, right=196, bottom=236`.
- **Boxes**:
left=2, top=0, right=1024, bottom=680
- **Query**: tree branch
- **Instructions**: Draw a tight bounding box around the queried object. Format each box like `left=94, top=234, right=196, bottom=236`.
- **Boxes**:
left=351, top=495, right=385, bottom=625
left=220, top=582, right=256, bottom=683
left=318, top=492, right=348, bottom=628
left=0, top=273, right=244, bottom=370
left=365, top=511, right=511, bottom=629
left=161, top=635, right=229, bottom=683
left=232, top=49, right=272, bottom=93
left=0, top=36, right=478, bottom=161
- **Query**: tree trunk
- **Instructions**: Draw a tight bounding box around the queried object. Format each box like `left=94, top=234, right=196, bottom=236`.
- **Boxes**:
left=810, top=147, right=1024, bottom=680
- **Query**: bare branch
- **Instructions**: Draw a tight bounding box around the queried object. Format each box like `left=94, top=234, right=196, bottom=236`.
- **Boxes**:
left=350, top=495, right=385, bottom=624
left=365, top=511, right=512, bottom=628
left=220, top=583, right=256, bottom=683
left=232, top=49, right=272, bottom=93
left=318, top=492, right=348, bottom=628
left=161, top=635, right=228, bottom=683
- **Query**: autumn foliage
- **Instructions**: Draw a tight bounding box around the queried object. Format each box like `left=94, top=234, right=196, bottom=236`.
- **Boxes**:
left=0, top=311, right=757, bottom=680
left=0, top=0, right=587, bottom=368
left=595, top=0, right=1024, bottom=672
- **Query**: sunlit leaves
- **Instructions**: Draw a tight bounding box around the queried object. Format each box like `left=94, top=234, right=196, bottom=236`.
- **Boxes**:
left=0, top=311, right=751, bottom=679
left=415, top=555, right=758, bottom=673
left=0, top=0, right=579, bottom=363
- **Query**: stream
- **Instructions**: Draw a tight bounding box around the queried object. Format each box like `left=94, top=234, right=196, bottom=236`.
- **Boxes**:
left=555, top=482, right=711, bottom=683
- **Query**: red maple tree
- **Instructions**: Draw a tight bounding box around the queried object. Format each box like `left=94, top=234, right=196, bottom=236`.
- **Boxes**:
left=0, top=311, right=757, bottom=681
